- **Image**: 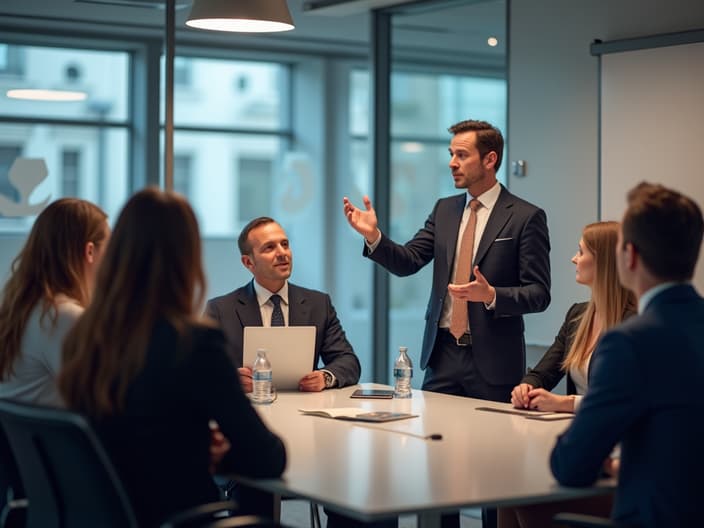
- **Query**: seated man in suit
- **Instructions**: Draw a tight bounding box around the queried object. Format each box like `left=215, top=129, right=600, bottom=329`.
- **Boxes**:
left=207, top=217, right=381, bottom=528
left=550, top=182, right=704, bottom=528
left=206, top=216, right=361, bottom=392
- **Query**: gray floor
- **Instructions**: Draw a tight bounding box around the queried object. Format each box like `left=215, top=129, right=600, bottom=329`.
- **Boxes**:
left=280, top=344, right=552, bottom=528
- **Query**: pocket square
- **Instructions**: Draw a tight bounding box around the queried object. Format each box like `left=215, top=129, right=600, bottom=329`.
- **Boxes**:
left=494, top=237, right=513, bottom=242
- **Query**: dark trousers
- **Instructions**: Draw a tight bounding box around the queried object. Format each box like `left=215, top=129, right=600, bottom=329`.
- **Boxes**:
left=422, top=330, right=511, bottom=528
left=422, top=329, right=513, bottom=402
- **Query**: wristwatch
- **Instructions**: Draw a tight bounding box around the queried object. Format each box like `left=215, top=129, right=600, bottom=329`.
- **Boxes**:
left=322, top=370, right=335, bottom=389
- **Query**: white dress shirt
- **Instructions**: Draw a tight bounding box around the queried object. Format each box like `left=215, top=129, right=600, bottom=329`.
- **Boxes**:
left=438, top=182, right=501, bottom=330
left=252, top=280, right=290, bottom=326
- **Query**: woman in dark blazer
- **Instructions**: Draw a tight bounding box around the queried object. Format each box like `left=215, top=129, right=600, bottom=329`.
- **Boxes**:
left=511, top=221, right=636, bottom=413
left=59, top=188, right=286, bottom=527
left=499, top=221, right=635, bottom=528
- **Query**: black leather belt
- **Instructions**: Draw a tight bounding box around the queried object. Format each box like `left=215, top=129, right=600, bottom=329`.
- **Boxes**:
left=438, top=328, right=472, bottom=347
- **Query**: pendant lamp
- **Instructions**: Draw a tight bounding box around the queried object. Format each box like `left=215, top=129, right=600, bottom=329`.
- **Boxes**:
left=186, top=0, right=294, bottom=33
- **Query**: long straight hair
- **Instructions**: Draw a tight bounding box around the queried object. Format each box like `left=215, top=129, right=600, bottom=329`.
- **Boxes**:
left=59, top=188, right=207, bottom=416
left=562, top=221, right=636, bottom=372
left=0, top=198, right=107, bottom=380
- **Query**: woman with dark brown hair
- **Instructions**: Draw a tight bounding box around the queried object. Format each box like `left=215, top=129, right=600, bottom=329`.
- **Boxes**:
left=0, top=198, right=109, bottom=405
left=58, top=187, right=286, bottom=527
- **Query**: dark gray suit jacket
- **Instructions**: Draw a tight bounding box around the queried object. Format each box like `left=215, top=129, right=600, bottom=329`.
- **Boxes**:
left=366, top=185, right=551, bottom=385
left=551, top=284, right=704, bottom=527
left=205, top=281, right=361, bottom=388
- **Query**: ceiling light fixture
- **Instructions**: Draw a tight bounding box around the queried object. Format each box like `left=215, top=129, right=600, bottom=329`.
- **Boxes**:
left=186, top=0, right=295, bottom=33
left=487, top=36, right=498, bottom=47
left=6, top=89, right=87, bottom=102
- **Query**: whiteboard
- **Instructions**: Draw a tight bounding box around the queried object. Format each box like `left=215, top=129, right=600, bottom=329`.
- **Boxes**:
left=600, top=41, right=704, bottom=293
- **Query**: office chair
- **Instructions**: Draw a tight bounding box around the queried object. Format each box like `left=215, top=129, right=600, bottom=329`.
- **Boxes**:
left=0, top=424, right=26, bottom=528
left=0, top=400, right=279, bottom=528
left=553, top=513, right=620, bottom=527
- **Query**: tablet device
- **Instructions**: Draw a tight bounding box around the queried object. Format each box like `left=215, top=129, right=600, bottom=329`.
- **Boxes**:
left=350, top=389, right=395, bottom=399
left=243, top=326, right=316, bottom=391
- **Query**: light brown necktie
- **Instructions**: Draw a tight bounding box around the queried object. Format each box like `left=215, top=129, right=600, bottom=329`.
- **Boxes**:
left=450, top=198, right=481, bottom=340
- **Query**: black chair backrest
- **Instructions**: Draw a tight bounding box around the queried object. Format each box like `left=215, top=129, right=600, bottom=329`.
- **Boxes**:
left=0, top=399, right=137, bottom=528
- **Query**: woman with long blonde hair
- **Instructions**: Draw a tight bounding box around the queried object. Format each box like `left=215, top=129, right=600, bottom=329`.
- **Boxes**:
left=58, top=188, right=285, bottom=527
left=511, top=221, right=636, bottom=412
left=498, top=221, right=635, bottom=528
left=0, top=198, right=108, bottom=405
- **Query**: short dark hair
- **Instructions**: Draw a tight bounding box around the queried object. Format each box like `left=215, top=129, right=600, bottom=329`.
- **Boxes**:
left=622, top=182, right=703, bottom=281
left=448, top=119, right=504, bottom=171
left=238, top=216, right=276, bottom=255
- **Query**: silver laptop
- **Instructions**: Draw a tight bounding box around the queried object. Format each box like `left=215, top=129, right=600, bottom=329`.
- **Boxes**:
left=243, top=326, right=317, bottom=391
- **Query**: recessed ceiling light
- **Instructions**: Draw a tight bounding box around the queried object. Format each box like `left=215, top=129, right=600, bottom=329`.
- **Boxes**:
left=487, top=36, right=499, bottom=47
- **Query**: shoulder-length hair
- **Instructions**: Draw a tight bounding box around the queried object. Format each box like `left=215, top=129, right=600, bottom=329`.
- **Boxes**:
left=0, top=198, right=107, bottom=381
left=59, top=187, right=206, bottom=416
left=562, top=221, right=636, bottom=372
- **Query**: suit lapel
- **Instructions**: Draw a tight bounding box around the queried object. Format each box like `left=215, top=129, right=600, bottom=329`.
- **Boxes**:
left=287, top=284, right=311, bottom=326
left=234, top=281, right=264, bottom=327
left=474, top=186, right=513, bottom=267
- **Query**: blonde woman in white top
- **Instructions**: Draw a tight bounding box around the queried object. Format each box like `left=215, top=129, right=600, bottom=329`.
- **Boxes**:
left=511, top=221, right=636, bottom=412
left=0, top=198, right=109, bottom=406
left=499, top=221, right=635, bottom=528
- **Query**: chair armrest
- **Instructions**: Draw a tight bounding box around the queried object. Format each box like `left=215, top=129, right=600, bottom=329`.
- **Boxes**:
left=553, top=512, right=619, bottom=527
left=160, top=500, right=239, bottom=528
left=1, top=498, right=29, bottom=528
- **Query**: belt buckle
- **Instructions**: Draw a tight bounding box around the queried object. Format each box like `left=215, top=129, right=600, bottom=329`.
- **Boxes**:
left=456, top=333, right=471, bottom=347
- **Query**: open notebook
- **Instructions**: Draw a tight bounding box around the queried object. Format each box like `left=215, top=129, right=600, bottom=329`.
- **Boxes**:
left=243, top=326, right=316, bottom=390
left=299, top=408, right=418, bottom=422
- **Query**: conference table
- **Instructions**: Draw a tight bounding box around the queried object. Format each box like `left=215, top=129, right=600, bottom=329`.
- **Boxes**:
left=235, top=384, right=613, bottom=528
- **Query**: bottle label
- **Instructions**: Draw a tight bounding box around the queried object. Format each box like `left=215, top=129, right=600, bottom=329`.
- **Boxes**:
left=393, top=368, right=412, bottom=378
left=253, top=371, right=272, bottom=382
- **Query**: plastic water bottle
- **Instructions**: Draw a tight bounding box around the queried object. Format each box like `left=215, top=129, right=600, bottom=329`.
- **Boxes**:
left=252, top=349, right=274, bottom=404
left=393, top=346, right=413, bottom=398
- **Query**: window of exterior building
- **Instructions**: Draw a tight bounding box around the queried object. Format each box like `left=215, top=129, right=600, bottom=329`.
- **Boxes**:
left=0, top=42, right=131, bottom=229
left=161, top=56, right=290, bottom=238
left=61, top=149, right=81, bottom=197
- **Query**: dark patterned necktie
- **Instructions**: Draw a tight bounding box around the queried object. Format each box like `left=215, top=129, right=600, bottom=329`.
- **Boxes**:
left=270, top=294, right=285, bottom=327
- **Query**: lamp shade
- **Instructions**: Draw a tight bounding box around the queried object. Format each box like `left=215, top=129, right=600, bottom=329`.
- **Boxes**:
left=186, top=0, right=294, bottom=33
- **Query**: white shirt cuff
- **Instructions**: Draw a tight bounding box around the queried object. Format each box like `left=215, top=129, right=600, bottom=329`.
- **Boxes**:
left=364, top=230, right=382, bottom=253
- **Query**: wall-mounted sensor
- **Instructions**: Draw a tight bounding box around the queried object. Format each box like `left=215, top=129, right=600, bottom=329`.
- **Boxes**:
left=511, top=160, right=526, bottom=177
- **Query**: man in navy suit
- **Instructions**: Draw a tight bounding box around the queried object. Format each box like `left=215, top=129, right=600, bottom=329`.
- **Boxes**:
left=343, top=119, right=551, bottom=402
left=206, top=217, right=360, bottom=392
left=551, top=182, right=704, bottom=528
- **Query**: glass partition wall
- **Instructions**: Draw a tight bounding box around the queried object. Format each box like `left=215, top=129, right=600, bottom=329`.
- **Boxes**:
left=336, top=1, right=507, bottom=388
left=0, top=0, right=506, bottom=385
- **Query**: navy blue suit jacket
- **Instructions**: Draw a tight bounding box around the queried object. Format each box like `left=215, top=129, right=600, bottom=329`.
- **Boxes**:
left=551, top=284, right=704, bottom=527
left=366, top=185, right=551, bottom=385
left=205, top=281, right=361, bottom=388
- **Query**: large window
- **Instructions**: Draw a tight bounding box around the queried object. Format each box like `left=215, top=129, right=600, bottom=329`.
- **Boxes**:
left=161, top=56, right=290, bottom=238
left=0, top=42, right=131, bottom=230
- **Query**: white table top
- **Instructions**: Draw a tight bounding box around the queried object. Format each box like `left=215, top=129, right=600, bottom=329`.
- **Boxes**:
left=237, top=384, right=612, bottom=525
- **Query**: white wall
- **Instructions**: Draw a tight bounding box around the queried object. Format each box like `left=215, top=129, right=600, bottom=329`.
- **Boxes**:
left=508, top=0, right=704, bottom=345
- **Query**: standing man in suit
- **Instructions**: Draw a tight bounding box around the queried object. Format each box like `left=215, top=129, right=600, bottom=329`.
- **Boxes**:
left=343, top=119, right=551, bottom=402
left=206, top=217, right=360, bottom=392
left=551, top=182, right=704, bottom=528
